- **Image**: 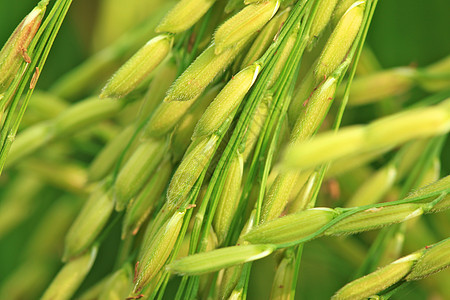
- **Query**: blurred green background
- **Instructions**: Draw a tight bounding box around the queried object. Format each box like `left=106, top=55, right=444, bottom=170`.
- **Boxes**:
left=2, top=0, right=450, bottom=89
left=0, top=0, right=449, bottom=299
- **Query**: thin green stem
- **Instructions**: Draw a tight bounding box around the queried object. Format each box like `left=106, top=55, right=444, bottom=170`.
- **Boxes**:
left=0, top=0, right=73, bottom=174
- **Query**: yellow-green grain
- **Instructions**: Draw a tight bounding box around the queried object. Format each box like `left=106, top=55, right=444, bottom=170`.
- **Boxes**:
left=240, top=7, right=291, bottom=67
left=42, top=246, right=98, bottom=300
left=308, top=0, right=338, bottom=46
left=134, top=211, right=185, bottom=292
left=346, top=164, right=397, bottom=207
left=332, top=252, right=421, bottom=300
left=165, top=42, right=246, bottom=102
left=315, top=1, right=365, bottom=81
left=325, top=204, right=423, bottom=236
left=214, top=0, right=280, bottom=54
left=100, top=34, right=173, bottom=98
left=244, top=208, right=336, bottom=244
left=167, top=135, right=219, bottom=210
left=63, top=184, right=114, bottom=261
left=213, top=153, right=244, bottom=245
left=156, top=0, right=217, bottom=34
left=167, top=244, right=276, bottom=275
left=122, top=158, right=172, bottom=238
left=193, top=63, right=260, bottom=138
left=114, top=137, right=166, bottom=210
left=98, top=263, right=132, bottom=300
left=406, top=239, right=450, bottom=280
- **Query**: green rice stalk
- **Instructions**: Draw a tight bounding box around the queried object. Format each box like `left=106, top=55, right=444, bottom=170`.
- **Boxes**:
left=0, top=0, right=74, bottom=176
left=169, top=15, right=312, bottom=290
left=183, top=0, right=326, bottom=297
left=0, top=1, right=47, bottom=99
left=3, top=1, right=448, bottom=300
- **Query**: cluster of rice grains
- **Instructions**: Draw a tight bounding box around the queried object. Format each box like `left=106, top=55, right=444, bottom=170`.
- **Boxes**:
left=0, top=0, right=449, bottom=299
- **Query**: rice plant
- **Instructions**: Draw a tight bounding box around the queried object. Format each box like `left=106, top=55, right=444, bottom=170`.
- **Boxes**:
left=0, top=0, right=449, bottom=299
